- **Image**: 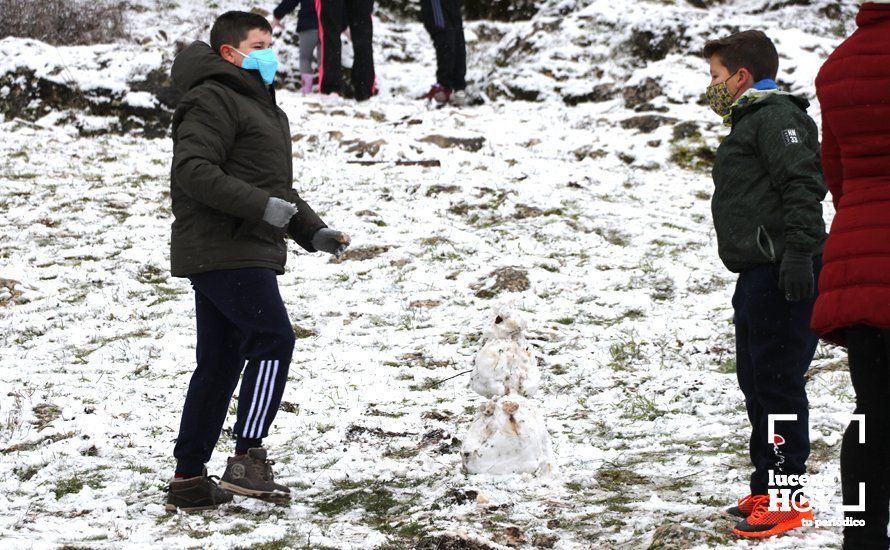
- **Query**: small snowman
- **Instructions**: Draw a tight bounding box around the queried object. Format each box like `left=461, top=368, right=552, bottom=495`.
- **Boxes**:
left=462, top=303, right=554, bottom=475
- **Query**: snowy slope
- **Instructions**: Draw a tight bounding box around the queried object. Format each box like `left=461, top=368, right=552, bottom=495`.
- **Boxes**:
left=0, top=0, right=860, bottom=548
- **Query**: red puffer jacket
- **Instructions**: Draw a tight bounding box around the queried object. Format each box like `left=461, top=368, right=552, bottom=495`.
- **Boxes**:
left=812, top=3, right=890, bottom=345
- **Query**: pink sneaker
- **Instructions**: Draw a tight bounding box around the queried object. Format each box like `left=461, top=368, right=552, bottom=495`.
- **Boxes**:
left=300, top=73, right=314, bottom=95
left=418, top=83, right=451, bottom=105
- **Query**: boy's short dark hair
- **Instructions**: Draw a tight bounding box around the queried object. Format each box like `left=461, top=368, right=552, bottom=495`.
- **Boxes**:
left=703, top=30, right=779, bottom=82
left=210, top=11, right=272, bottom=54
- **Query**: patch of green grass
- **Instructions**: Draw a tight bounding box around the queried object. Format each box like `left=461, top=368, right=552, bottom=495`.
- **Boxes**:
left=383, top=446, right=420, bottom=460
left=551, top=364, right=568, bottom=375
left=670, top=130, right=716, bottom=173
left=565, top=480, right=584, bottom=492
left=136, top=264, right=167, bottom=285
left=554, top=317, right=574, bottom=325
left=241, top=537, right=301, bottom=550
left=408, top=378, right=440, bottom=392
left=624, top=393, right=661, bottom=421
left=14, top=463, right=43, bottom=482
left=609, top=332, right=643, bottom=370
left=223, top=523, right=255, bottom=536
left=316, top=480, right=397, bottom=519
left=367, top=408, right=406, bottom=418
left=55, top=477, right=84, bottom=499
left=595, top=227, right=630, bottom=247
left=716, top=358, right=736, bottom=374
left=595, top=467, right=650, bottom=491
left=293, top=324, right=317, bottom=339
left=314, top=479, right=426, bottom=543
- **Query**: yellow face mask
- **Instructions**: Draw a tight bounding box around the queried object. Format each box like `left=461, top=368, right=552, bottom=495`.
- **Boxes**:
left=706, top=71, right=739, bottom=117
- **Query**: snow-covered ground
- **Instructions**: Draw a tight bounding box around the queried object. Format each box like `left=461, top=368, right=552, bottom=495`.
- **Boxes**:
left=0, top=0, right=861, bottom=548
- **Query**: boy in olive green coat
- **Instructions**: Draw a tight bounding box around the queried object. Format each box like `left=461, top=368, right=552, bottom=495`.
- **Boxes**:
left=165, top=11, right=351, bottom=512
left=703, top=30, right=826, bottom=538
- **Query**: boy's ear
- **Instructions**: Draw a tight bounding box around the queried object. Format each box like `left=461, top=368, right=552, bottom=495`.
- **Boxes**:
left=219, top=44, right=239, bottom=66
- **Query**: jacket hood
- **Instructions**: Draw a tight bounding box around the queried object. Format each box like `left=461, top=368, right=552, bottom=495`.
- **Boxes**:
left=733, top=91, right=810, bottom=124
left=758, top=92, right=810, bottom=111
left=171, top=41, right=267, bottom=98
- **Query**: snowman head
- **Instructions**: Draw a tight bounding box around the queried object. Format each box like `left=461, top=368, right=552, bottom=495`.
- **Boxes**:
left=488, top=302, right=526, bottom=340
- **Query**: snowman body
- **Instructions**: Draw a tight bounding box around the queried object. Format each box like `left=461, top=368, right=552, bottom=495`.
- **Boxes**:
left=462, top=395, right=554, bottom=475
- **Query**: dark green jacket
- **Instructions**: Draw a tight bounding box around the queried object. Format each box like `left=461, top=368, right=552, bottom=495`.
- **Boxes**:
left=711, top=93, right=826, bottom=273
left=169, top=41, right=326, bottom=277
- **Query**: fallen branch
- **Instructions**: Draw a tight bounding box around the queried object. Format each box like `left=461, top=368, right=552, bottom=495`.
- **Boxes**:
left=346, top=159, right=441, bottom=167
left=432, top=369, right=473, bottom=388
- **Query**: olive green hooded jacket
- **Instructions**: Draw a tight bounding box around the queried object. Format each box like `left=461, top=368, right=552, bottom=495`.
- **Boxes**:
left=169, top=41, right=326, bottom=277
left=711, top=93, right=827, bottom=273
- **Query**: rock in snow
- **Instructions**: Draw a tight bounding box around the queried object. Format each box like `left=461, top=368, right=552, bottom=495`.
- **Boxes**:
left=462, top=394, right=554, bottom=476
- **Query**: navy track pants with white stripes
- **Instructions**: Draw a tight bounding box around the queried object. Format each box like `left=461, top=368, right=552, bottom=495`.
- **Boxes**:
left=174, top=268, right=295, bottom=476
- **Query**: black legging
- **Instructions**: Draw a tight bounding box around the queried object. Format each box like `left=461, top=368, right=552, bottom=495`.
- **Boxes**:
left=317, top=0, right=376, bottom=100
left=842, top=325, right=890, bottom=549
left=420, top=0, right=466, bottom=92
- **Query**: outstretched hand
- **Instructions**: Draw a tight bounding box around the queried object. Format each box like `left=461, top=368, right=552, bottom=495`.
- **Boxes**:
left=312, top=228, right=350, bottom=258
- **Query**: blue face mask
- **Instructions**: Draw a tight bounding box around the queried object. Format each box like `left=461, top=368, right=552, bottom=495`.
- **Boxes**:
left=234, top=47, right=278, bottom=85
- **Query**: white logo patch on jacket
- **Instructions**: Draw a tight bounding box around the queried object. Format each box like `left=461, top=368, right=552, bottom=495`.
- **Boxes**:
left=782, top=128, right=800, bottom=146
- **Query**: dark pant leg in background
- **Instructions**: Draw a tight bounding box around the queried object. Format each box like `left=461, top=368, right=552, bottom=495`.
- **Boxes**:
left=842, top=325, right=890, bottom=550
left=174, top=268, right=295, bottom=474
left=318, top=0, right=345, bottom=94
left=421, top=0, right=465, bottom=91
left=346, top=0, right=375, bottom=100
left=733, top=257, right=822, bottom=495
left=445, top=0, right=466, bottom=91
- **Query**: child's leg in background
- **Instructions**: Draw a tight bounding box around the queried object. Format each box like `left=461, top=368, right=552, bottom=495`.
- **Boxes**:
left=446, top=0, right=466, bottom=91
left=299, top=29, right=320, bottom=93
left=317, top=0, right=345, bottom=94
left=186, top=268, right=295, bottom=455
left=842, top=325, right=890, bottom=549
left=421, top=0, right=455, bottom=91
left=345, top=0, right=375, bottom=100
left=173, top=284, right=245, bottom=476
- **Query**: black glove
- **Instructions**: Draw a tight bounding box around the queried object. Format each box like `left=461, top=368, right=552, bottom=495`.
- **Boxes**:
left=262, top=197, right=298, bottom=228
left=311, top=228, right=350, bottom=258
left=778, top=249, right=814, bottom=302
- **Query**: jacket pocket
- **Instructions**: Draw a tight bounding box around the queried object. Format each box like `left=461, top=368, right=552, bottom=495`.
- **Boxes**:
left=234, top=220, right=287, bottom=244
left=756, top=225, right=777, bottom=262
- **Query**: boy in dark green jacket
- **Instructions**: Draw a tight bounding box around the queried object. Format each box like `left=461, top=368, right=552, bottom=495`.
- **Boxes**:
left=165, top=11, right=351, bottom=512
left=703, top=30, right=826, bottom=538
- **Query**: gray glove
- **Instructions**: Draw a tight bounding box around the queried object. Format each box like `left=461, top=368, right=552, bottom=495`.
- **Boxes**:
left=262, top=197, right=298, bottom=228
left=778, top=249, right=814, bottom=302
left=311, top=228, right=350, bottom=257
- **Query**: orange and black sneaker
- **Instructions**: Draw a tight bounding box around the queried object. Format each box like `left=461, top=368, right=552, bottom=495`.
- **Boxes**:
left=726, top=493, right=769, bottom=518
left=732, top=497, right=813, bottom=538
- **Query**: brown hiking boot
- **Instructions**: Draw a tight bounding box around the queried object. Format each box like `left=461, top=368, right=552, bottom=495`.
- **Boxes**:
left=219, top=448, right=291, bottom=501
left=165, top=468, right=233, bottom=512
